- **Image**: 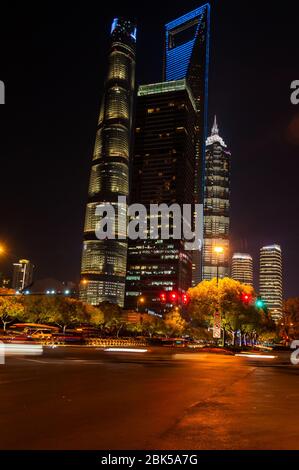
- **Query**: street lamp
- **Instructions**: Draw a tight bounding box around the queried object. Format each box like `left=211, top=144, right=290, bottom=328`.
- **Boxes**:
left=137, top=296, right=145, bottom=312
left=213, top=246, right=224, bottom=345
left=214, top=246, right=224, bottom=285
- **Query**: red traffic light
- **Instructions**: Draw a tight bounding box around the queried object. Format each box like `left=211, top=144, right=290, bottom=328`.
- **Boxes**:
left=170, top=292, right=178, bottom=302
left=182, top=294, right=189, bottom=305
left=160, top=293, right=167, bottom=303
left=241, top=293, right=252, bottom=304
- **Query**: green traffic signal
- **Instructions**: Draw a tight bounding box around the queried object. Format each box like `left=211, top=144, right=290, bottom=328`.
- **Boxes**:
left=256, top=299, right=265, bottom=309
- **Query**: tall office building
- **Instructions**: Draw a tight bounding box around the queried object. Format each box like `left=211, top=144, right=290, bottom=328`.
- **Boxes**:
left=125, top=80, right=197, bottom=313
left=232, top=253, right=253, bottom=286
left=259, top=245, right=283, bottom=322
left=164, top=4, right=210, bottom=285
left=12, top=259, right=34, bottom=292
left=80, top=18, right=136, bottom=306
left=203, top=117, right=231, bottom=280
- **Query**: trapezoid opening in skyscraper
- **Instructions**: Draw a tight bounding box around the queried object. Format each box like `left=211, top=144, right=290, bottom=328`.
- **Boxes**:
left=164, top=4, right=211, bottom=285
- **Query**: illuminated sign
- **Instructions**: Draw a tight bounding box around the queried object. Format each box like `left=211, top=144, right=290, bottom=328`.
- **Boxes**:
left=0, top=80, right=4, bottom=105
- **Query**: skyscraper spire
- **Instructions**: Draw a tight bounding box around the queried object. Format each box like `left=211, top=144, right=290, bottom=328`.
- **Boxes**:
left=206, top=115, right=227, bottom=147
left=212, top=115, right=219, bottom=135
left=203, top=118, right=231, bottom=282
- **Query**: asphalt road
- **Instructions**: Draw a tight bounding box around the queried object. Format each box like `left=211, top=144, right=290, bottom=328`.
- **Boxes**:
left=0, top=346, right=298, bottom=450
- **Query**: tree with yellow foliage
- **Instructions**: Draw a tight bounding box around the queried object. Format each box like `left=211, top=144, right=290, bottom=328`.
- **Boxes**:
left=0, top=296, right=25, bottom=331
left=23, top=296, right=104, bottom=333
left=187, top=278, right=273, bottom=346
left=164, top=308, right=187, bottom=338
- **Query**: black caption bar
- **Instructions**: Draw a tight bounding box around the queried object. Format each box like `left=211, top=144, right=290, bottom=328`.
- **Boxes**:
left=0, top=451, right=299, bottom=467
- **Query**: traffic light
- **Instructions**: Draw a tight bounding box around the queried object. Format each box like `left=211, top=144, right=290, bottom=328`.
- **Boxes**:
left=170, top=292, right=178, bottom=302
left=182, top=293, right=189, bottom=305
left=256, top=298, right=265, bottom=309
left=241, top=292, right=252, bottom=304
left=160, top=293, right=166, bottom=303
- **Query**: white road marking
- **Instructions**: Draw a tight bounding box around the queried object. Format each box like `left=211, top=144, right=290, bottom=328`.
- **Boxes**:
left=15, top=357, right=106, bottom=365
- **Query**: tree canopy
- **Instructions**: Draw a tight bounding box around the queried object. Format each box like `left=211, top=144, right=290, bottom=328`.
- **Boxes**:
left=23, top=296, right=103, bottom=332
left=282, top=298, right=299, bottom=339
left=164, top=309, right=187, bottom=337
left=0, top=296, right=25, bottom=330
left=187, top=278, right=274, bottom=344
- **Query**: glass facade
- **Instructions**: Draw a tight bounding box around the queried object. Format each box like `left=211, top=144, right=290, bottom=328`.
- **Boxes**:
left=125, top=81, right=197, bottom=314
left=232, top=253, right=253, bottom=286
left=164, top=5, right=210, bottom=286
left=12, top=259, right=34, bottom=292
left=164, top=4, right=210, bottom=109
left=80, top=18, right=136, bottom=306
left=203, top=117, right=231, bottom=280
left=259, top=245, right=283, bottom=322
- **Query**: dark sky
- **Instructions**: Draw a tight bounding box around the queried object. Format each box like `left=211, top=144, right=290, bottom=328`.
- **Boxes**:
left=1, top=0, right=299, bottom=297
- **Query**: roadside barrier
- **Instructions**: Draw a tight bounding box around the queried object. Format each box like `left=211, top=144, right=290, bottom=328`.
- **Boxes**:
left=86, top=338, right=148, bottom=348
left=42, top=337, right=148, bottom=347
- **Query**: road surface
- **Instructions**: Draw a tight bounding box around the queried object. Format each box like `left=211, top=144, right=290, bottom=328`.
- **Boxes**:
left=0, top=346, right=298, bottom=450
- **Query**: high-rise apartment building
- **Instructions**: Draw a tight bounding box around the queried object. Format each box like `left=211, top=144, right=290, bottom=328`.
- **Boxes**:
left=164, top=4, right=210, bottom=285
left=80, top=18, right=136, bottom=306
left=232, top=253, right=253, bottom=286
left=203, top=117, right=231, bottom=280
left=259, top=245, right=283, bottom=322
left=125, top=80, right=197, bottom=313
left=12, top=259, right=34, bottom=292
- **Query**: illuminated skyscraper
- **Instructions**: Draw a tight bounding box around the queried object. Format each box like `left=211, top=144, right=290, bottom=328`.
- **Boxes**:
left=232, top=253, right=253, bottom=286
left=80, top=18, right=136, bottom=306
left=164, top=4, right=210, bottom=285
left=164, top=4, right=210, bottom=110
left=125, top=80, right=197, bottom=313
left=12, top=259, right=34, bottom=292
left=259, top=245, right=283, bottom=322
left=203, top=117, right=231, bottom=280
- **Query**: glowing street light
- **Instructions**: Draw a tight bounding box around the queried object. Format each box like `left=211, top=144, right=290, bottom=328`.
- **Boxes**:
left=214, top=246, right=224, bottom=285
left=137, top=296, right=145, bottom=312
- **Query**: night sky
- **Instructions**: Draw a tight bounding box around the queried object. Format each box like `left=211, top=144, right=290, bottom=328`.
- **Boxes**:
left=1, top=0, right=299, bottom=297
